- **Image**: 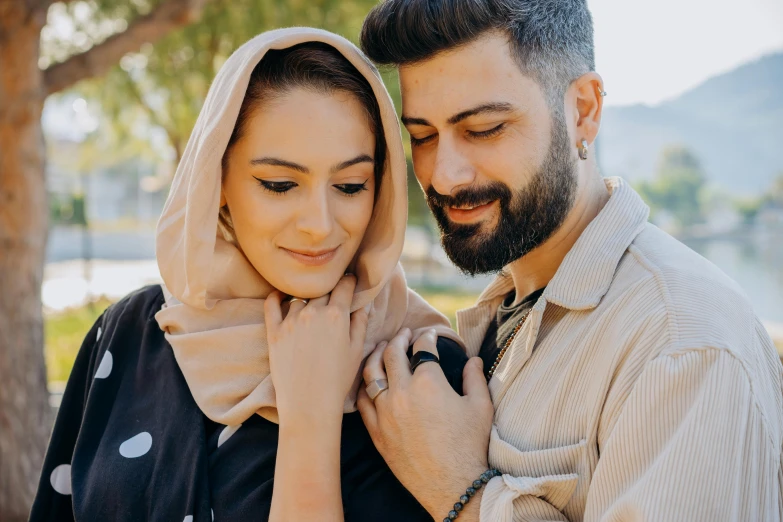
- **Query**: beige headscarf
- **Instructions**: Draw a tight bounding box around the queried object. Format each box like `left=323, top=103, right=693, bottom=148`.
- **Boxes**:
left=154, top=28, right=463, bottom=426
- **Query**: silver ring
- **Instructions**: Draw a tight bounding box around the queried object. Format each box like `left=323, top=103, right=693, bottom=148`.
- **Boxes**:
left=288, top=297, right=309, bottom=305
left=365, top=379, right=389, bottom=401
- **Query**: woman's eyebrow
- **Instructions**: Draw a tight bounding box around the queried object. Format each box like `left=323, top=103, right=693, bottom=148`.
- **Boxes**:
left=330, top=154, right=373, bottom=174
left=250, top=157, right=309, bottom=173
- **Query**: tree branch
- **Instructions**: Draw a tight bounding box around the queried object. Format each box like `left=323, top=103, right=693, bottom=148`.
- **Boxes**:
left=119, top=70, right=182, bottom=156
left=43, top=0, right=210, bottom=95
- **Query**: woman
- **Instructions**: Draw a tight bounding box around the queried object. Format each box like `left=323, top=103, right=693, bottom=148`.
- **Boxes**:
left=30, top=28, right=468, bottom=521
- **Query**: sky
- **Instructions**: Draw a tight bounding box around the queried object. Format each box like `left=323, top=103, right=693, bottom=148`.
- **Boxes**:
left=589, top=0, right=783, bottom=106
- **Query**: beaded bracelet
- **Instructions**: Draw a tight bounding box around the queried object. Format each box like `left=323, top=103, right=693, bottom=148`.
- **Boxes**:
left=442, top=469, right=501, bottom=521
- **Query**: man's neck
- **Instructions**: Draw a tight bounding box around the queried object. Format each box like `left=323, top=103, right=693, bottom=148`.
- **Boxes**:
left=506, top=173, right=610, bottom=306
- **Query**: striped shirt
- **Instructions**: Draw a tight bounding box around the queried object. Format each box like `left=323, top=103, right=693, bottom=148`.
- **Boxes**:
left=456, top=177, right=783, bottom=521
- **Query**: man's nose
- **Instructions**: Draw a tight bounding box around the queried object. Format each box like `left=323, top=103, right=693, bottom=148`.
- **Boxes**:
left=429, top=135, right=476, bottom=196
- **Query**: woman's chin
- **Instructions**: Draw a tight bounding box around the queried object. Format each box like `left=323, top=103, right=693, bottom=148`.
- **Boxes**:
left=273, top=276, right=346, bottom=300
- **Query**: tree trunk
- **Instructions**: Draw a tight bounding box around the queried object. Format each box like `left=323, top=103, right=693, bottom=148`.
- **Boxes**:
left=0, top=2, right=52, bottom=520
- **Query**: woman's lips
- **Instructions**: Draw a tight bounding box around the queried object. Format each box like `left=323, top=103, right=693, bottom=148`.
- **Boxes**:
left=281, top=246, right=339, bottom=266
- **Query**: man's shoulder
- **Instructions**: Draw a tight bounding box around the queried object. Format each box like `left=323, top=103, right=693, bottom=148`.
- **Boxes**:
left=616, top=224, right=769, bottom=361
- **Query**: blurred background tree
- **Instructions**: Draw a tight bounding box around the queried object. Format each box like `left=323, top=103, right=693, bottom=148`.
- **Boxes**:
left=636, top=146, right=708, bottom=230
left=0, top=0, right=380, bottom=518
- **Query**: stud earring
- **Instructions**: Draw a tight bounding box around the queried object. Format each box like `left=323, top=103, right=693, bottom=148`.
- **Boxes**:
left=578, top=139, right=589, bottom=160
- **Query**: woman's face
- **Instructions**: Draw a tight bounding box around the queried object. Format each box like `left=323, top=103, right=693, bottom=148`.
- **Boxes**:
left=221, top=87, right=377, bottom=299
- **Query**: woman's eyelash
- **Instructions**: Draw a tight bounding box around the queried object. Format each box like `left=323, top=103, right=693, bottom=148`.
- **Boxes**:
left=254, top=178, right=368, bottom=197
left=335, top=181, right=368, bottom=196
left=255, top=178, right=296, bottom=194
left=467, top=123, right=506, bottom=139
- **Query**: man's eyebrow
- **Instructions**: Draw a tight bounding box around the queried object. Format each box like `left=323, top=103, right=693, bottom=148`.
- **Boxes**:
left=250, top=157, right=309, bottom=173
left=401, top=103, right=516, bottom=128
left=330, top=154, right=374, bottom=174
left=401, top=116, right=432, bottom=127
left=447, top=102, right=515, bottom=125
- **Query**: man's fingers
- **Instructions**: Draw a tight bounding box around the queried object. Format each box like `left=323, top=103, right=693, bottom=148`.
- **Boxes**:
left=350, top=307, right=369, bottom=348
left=383, top=328, right=413, bottom=387
left=328, top=274, right=357, bottom=310
left=462, top=357, right=492, bottom=405
left=363, top=341, right=388, bottom=384
left=356, top=386, right=379, bottom=438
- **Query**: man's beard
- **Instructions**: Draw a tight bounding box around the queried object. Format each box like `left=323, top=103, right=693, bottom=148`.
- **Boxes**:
left=426, top=115, right=578, bottom=276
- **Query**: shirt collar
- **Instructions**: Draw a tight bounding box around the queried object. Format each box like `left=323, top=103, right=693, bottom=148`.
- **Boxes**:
left=475, top=177, right=650, bottom=310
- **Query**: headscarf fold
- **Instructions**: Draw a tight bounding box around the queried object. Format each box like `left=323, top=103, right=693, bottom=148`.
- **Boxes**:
left=154, top=27, right=463, bottom=425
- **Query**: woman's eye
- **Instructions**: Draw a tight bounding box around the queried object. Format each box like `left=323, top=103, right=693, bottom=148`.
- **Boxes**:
left=335, top=182, right=369, bottom=196
left=410, top=134, right=436, bottom=147
left=467, top=123, right=506, bottom=140
left=255, top=178, right=297, bottom=194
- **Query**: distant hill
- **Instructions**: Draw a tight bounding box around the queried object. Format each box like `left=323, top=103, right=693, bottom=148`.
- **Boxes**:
left=599, top=52, right=783, bottom=196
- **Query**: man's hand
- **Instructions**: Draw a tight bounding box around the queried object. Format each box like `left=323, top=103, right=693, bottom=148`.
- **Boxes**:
left=357, top=328, right=494, bottom=521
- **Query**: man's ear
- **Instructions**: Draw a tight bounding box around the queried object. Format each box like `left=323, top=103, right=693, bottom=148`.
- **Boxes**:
left=219, top=190, right=227, bottom=208
left=571, top=72, right=605, bottom=145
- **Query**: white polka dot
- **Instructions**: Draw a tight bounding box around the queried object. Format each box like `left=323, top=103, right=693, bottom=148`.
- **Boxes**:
left=119, top=432, right=152, bottom=458
left=50, top=464, right=72, bottom=495
left=183, top=517, right=193, bottom=522
left=217, top=424, right=242, bottom=448
left=94, top=351, right=113, bottom=379
left=96, top=326, right=102, bottom=341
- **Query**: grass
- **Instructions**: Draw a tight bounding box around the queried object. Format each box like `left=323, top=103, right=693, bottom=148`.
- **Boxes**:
left=42, top=289, right=480, bottom=386
left=45, top=298, right=112, bottom=384
left=413, top=287, right=480, bottom=328
left=42, top=289, right=783, bottom=386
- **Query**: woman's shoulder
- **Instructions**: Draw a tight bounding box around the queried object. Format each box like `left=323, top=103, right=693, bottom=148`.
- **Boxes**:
left=104, top=284, right=165, bottom=323
left=94, top=284, right=165, bottom=354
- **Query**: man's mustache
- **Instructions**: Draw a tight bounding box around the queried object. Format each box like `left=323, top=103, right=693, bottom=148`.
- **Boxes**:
left=425, top=183, right=511, bottom=210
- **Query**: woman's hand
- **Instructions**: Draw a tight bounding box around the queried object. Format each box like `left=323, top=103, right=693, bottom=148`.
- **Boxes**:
left=265, top=274, right=368, bottom=522
left=265, top=274, right=369, bottom=425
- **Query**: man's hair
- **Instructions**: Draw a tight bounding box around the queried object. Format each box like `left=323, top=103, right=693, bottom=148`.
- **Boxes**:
left=360, top=0, right=595, bottom=109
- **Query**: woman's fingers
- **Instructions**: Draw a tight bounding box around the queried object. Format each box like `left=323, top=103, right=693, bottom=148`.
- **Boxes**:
left=286, top=297, right=307, bottom=317
left=306, top=294, right=330, bottom=308
left=328, top=274, right=357, bottom=310
left=264, top=291, right=284, bottom=333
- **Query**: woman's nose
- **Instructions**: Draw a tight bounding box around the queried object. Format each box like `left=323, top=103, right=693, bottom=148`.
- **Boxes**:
left=295, top=190, right=334, bottom=241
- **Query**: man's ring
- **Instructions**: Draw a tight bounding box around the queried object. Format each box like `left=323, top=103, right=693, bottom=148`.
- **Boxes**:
left=366, top=379, right=389, bottom=401
left=288, top=297, right=309, bottom=305
left=410, top=351, right=440, bottom=373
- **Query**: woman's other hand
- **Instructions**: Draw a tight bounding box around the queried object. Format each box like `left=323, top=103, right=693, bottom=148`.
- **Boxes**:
left=265, top=274, right=369, bottom=425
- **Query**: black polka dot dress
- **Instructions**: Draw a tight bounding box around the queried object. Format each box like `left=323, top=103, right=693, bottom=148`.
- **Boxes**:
left=29, top=285, right=468, bottom=521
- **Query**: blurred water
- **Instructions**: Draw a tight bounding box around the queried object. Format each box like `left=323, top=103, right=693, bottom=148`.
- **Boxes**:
left=683, top=231, right=783, bottom=323
left=44, top=225, right=782, bottom=324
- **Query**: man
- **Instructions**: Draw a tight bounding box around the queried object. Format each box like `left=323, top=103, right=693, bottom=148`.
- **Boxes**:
left=356, top=1, right=783, bottom=521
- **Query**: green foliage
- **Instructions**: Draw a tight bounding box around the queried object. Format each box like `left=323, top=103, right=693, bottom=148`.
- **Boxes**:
left=49, top=193, right=88, bottom=225
left=636, top=146, right=708, bottom=229
left=75, top=0, right=382, bottom=165
left=45, top=298, right=112, bottom=384
left=734, top=197, right=765, bottom=225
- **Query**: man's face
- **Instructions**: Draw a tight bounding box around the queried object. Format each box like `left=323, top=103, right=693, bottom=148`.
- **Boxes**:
left=399, top=31, right=578, bottom=275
